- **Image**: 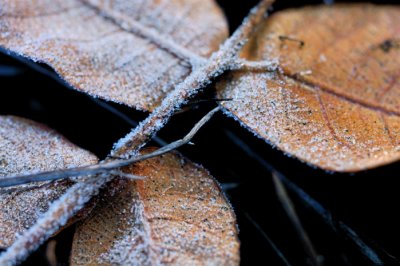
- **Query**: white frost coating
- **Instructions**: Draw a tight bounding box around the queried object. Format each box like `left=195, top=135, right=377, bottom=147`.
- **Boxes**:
left=0, top=0, right=228, bottom=110
left=0, top=116, right=98, bottom=248
left=0, top=1, right=272, bottom=264
left=72, top=152, right=240, bottom=265
left=0, top=173, right=110, bottom=266
left=218, top=70, right=400, bottom=171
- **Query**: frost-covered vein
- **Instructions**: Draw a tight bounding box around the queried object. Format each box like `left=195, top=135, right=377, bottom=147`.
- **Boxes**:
left=2, top=4, right=81, bottom=19
left=285, top=73, right=400, bottom=116
left=315, top=90, right=349, bottom=148
left=79, top=0, right=206, bottom=67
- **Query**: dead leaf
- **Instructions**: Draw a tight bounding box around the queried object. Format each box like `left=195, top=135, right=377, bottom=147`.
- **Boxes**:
left=217, top=4, right=400, bottom=172
left=0, top=0, right=228, bottom=111
left=71, top=149, right=240, bottom=266
left=0, top=116, right=98, bottom=248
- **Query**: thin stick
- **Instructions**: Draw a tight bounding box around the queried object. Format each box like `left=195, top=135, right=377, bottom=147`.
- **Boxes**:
left=279, top=174, right=390, bottom=265
left=111, top=0, right=275, bottom=159
left=243, top=211, right=292, bottom=266
left=0, top=107, right=220, bottom=188
left=225, top=129, right=393, bottom=265
left=272, top=172, right=322, bottom=266
left=0, top=1, right=274, bottom=265
left=0, top=107, right=219, bottom=265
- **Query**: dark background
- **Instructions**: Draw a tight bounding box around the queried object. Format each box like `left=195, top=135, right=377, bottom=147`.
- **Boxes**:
left=1, top=0, right=399, bottom=265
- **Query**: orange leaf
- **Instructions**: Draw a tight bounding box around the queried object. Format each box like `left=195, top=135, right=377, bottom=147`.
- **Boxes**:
left=0, top=116, right=98, bottom=248
left=71, top=149, right=240, bottom=265
left=217, top=4, right=400, bottom=172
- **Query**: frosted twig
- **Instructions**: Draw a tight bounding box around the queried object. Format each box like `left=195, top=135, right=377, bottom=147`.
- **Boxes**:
left=230, top=58, right=279, bottom=72
left=112, top=0, right=275, bottom=158
left=272, top=172, right=322, bottom=266
left=0, top=107, right=219, bottom=265
left=0, top=1, right=275, bottom=264
left=0, top=107, right=220, bottom=188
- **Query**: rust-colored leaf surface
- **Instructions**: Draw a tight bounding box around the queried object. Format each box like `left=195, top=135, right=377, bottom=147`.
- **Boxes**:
left=217, top=4, right=400, bottom=172
left=0, top=116, right=98, bottom=248
left=71, top=149, right=240, bottom=265
left=0, top=0, right=227, bottom=111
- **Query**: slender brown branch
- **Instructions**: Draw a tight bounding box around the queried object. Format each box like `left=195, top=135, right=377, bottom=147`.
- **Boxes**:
left=0, top=1, right=274, bottom=265
left=272, top=172, right=322, bottom=266
left=0, top=107, right=220, bottom=188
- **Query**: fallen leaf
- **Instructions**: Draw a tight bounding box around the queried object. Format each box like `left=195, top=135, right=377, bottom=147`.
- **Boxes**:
left=217, top=4, right=400, bottom=172
left=0, top=116, right=98, bottom=248
left=0, top=0, right=228, bottom=110
left=71, top=149, right=240, bottom=266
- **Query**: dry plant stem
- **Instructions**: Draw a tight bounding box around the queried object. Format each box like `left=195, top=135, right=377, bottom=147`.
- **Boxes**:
left=272, top=173, right=322, bottom=266
left=0, top=107, right=220, bottom=188
left=225, top=129, right=390, bottom=265
left=0, top=1, right=274, bottom=265
left=112, top=0, right=275, bottom=159
left=279, top=174, right=387, bottom=265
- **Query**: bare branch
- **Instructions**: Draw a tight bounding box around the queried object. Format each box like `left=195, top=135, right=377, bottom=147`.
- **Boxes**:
left=113, top=0, right=275, bottom=159
left=0, top=1, right=275, bottom=264
left=0, top=107, right=219, bottom=265
left=0, top=107, right=220, bottom=187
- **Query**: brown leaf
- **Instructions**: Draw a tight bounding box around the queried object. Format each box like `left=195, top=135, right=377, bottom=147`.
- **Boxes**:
left=0, top=116, right=98, bottom=248
left=0, top=0, right=228, bottom=111
left=217, top=4, right=400, bottom=172
left=71, top=149, right=240, bottom=265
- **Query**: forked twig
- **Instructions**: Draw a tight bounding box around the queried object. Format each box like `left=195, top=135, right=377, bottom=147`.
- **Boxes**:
left=0, top=107, right=220, bottom=188
left=0, top=1, right=275, bottom=264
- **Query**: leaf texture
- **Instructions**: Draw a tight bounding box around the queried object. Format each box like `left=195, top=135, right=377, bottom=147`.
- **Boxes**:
left=217, top=4, right=400, bottom=172
left=0, top=116, right=98, bottom=248
left=0, top=0, right=228, bottom=110
left=71, top=149, right=240, bottom=266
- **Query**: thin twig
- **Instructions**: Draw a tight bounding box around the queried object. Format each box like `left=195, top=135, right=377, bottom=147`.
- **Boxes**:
left=272, top=172, right=322, bottom=266
left=0, top=1, right=275, bottom=264
left=279, top=174, right=394, bottom=265
left=0, top=107, right=219, bottom=265
left=90, top=99, right=168, bottom=147
left=225, top=129, right=394, bottom=265
left=112, top=0, right=275, bottom=159
left=0, top=107, right=220, bottom=188
left=243, top=211, right=292, bottom=266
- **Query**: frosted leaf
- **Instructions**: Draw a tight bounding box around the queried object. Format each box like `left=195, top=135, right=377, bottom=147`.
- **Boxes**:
left=0, top=0, right=228, bottom=111
left=217, top=5, right=400, bottom=172
left=0, top=116, right=98, bottom=248
left=71, top=149, right=240, bottom=266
